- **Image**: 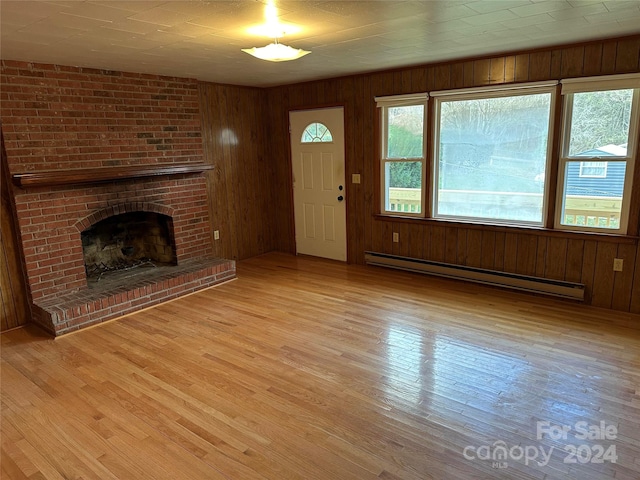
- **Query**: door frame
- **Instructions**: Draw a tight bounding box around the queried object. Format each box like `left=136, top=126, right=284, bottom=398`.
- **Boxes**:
left=287, top=103, right=349, bottom=262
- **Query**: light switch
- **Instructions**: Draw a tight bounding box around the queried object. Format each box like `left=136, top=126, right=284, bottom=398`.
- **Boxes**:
left=352, top=173, right=361, bottom=184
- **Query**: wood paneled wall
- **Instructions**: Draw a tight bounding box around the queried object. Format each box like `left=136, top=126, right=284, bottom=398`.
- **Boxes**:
left=199, top=83, right=276, bottom=260
left=1, top=128, right=31, bottom=331
left=264, top=35, right=640, bottom=314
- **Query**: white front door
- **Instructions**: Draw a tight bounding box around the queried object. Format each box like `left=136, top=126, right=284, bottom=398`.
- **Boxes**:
left=289, top=107, right=346, bottom=262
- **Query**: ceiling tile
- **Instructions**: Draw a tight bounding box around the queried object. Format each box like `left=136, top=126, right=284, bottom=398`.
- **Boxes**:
left=100, top=18, right=165, bottom=35
left=509, top=1, right=573, bottom=17
left=127, top=7, right=199, bottom=27
left=55, top=2, right=133, bottom=22
left=467, top=1, right=532, bottom=14
left=1, top=0, right=639, bottom=88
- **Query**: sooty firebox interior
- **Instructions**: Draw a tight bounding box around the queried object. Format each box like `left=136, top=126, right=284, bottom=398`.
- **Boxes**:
left=81, top=211, right=177, bottom=284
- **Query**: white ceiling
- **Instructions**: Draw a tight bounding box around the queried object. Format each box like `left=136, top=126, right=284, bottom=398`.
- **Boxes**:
left=1, top=1, right=639, bottom=88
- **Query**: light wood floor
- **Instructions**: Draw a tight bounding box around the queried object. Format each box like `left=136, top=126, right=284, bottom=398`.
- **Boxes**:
left=2, top=252, right=639, bottom=480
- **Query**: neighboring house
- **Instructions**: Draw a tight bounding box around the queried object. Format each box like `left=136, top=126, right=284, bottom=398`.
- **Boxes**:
left=566, top=144, right=627, bottom=198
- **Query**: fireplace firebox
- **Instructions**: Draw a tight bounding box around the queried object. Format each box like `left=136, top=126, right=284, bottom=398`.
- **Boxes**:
left=9, top=164, right=236, bottom=336
left=81, top=211, right=177, bottom=283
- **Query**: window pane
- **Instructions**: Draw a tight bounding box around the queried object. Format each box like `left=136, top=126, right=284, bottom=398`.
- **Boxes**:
left=579, top=161, right=607, bottom=178
left=301, top=122, right=333, bottom=143
left=568, top=89, right=633, bottom=157
left=385, top=161, right=422, bottom=213
left=436, top=93, right=551, bottom=223
left=560, top=161, right=625, bottom=229
left=387, top=105, right=424, bottom=158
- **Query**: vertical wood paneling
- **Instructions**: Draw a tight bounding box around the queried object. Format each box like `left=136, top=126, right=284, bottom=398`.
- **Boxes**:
left=263, top=35, right=640, bottom=314
left=456, top=228, right=468, bottom=265
left=581, top=240, right=598, bottom=303
left=199, top=83, right=274, bottom=261
left=351, top=76, right=365, bottom=264
left=393, top=223, right=415, bottom=257
left=474, top=59, right=491, bottom=86
left=591, top=242, right=617, bottom=308
left=503, top=233, right=518, bottom=273
left=615, top=37, right=640, bottom=72
left=270, top=86, right=295, bottom=254
left=550, top=49, right=562, bottom=78
left=381, top=221, right=393, bottom=254
left=325, top=78, right=339, bottom=104
left=1, top=129, right=31, bottom=331
left=480, top=231, right=496, bottom=270
left=411, top=67, right=428, bottom=92
left=515, top=54, right=529, bottom=82
left=545, top=238, right=567, bottom=280
left=516, top=235, right=538, bottom=276
left=489, top=58, right=505, bottom=84
left=433, top=65, right=451, bottom=91
left=463, top=61, right=475, bottom=87
left=565, top=239, right=584, bottom=283
left=612, top=243, right=637, bottom=311
left=528, top=51, right=551, bottom=81
left=451, top=63, right=465, bottom=89
left=371, top=219, right=385, bottom=254
left=560, top=46, right=585, bottom=78
left=583, top=44, right=603, bottom=76
left=630, top=245, right=640, bottom=314
left=362, top=75, right=374, bottom=264
left=444, top=227, right=457, bottom=264
left=430, top=226, right=446, bottom=263
left=422, top=225, right=431, bottom=260
left=371, top=71, right=394, bottom=97
left=408, top=224, right=424, bottom=259
left=535, top=237, right=548, bottom=278
left=466, top=230, right=483, bottom=268
left=494, top=232, right=505, bottom=271
left=395, top=70, right=412, bottom=94
left=601, top=41, right=618, bottom=74
left=504, top=56, right=516, bottom=84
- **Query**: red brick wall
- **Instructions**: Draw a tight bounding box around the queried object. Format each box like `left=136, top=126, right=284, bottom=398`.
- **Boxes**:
left=14, top=177, right=212, bottom=300
left=0, top=61, right=213, bottom=301
left=0, top=60, right=203, bottom=172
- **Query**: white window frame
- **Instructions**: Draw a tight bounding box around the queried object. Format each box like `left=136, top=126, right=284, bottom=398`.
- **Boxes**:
left=301, top=122, right=333, bottom=143
left=556, top=74, right=640, bottom=234
left=578, top=161, right=607, bottom=178
left=431, top=81, right=557, bottom=227
left=376, top=93, right=428, bottom=216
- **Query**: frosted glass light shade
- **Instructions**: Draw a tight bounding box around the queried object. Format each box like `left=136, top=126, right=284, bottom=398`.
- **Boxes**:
left=242, top=42, right=310, bottom=62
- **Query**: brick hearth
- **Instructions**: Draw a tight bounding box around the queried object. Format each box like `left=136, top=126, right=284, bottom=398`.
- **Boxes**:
left=1, top=61, right=235, bottom=335
left=32, top=258, right=235, bottom=336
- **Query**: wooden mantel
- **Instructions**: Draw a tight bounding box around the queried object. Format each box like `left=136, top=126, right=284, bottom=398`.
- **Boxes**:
left=11, top=163, right=214, bottom=188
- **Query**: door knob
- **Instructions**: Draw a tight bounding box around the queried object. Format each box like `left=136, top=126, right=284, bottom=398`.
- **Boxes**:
left=337, top=195, right=344, bottom=202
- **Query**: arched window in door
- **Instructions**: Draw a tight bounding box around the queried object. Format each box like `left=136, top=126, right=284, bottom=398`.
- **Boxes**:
left=301, top=122, right=333, bottom=143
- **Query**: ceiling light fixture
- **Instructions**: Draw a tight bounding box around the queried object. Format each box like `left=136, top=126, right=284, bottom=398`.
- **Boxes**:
left=242, top=0, right=310, bottom=62
left=242, top=38, right=310, bottom=62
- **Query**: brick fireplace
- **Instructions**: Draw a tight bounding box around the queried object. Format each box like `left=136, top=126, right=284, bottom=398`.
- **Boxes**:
left=1, top=61, right=235, bottom=335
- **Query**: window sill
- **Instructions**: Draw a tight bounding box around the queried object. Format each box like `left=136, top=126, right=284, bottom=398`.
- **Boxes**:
left=373, top=214, right=639, bottom=244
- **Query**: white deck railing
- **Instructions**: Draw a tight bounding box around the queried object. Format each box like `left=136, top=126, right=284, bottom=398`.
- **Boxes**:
left=388, top=188, right=621, bottom=228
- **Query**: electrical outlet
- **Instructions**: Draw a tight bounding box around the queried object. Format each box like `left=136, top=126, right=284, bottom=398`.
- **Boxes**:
left=393, top=232, right=399, bottom=243
left=352, top=173, right=361, bottom=184
left=214, top=230, right=220, bottom=240
left=613, top=258, right=623, bottom=272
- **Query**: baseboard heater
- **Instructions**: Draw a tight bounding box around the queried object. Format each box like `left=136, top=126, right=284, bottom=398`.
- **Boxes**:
left=364, top=251, right=585, bottom=301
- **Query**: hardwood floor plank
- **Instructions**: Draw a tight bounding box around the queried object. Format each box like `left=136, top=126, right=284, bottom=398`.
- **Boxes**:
left=1, top=252, right=638, bottom=479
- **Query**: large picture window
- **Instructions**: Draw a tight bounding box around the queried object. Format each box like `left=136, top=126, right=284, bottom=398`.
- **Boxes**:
left=376, top=94, right=428, bottom=215
left=376, top=74, right=639, bottom=238
left=556, top=75, right=639, bottom=233
left=432, top=83, right=556, bottom=225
